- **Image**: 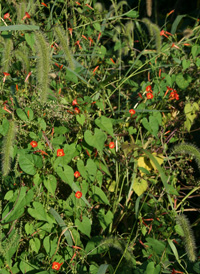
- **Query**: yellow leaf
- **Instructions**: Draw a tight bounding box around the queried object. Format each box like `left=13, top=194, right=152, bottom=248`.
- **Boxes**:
left=137, top=153, right=164, bottom=175
left=138, top=156, right=152, bottom=171
left=108, top=180, right=116, bottom=192
left=150, top=153, right=164, bottom=170
left=133, top=178, right=148, bottom=196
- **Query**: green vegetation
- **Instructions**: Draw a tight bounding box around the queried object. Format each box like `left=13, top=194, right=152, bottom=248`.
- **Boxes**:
left=0, top=0, right=200, bottom=273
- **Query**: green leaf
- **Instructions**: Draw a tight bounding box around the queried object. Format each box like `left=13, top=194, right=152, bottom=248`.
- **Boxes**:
left=145, top=262, right=155, bottom=274
left=141, top=117, right=151, bottom=132
left=29, top=132, right=38, bottom=139
left=168, top=239, right=180, bottom=263
left=2, top=187, right=34, bottom=223
left=196, top=58, right=200, bottom=67
left=86, top=158, right=97, bottom=181
left=55, top=165, right=74, bottom=186
left=149, top=116, right=159, bottom=137
left=182, top=59, right=190, bottom=70
left=184, top=102, right=199, bottom=132
left=125, top=10, right=139, bottom=18
left=64, top=143, right=79, bottom=164
left=38, top=118, right=46, bottom=130
left=33, top=154, right=43, bottom=169
left=54, top=126, right=68, bottom=134
left=0, top=25, right=39, bottom=31
left=25, top=107, right=34, bottom=120
left=175, top=224, right=184, bottom=237
left=133, top=178, right=148, bottom=196
left=170, top=15, right=186, bottom=34
left=142, top=116, right=159, bottom=137
left=91, top=186, right=110, bottom=205
left=28, top=202, right=53, bottom=223
left=84, top=129, right=107, bottom=152
left=97, top=264, right=110, bottom=274
left=43, top=175, right=57, bottom=195
left=76, top=114, right=85, bottom=126
left=29, top=238, right=41, bottom=253
left=141, top=149, right=178, bottom=195
left=175, top=73, right=192, bottom=89
left=77, top=160, right=88, bottom=179
left=25, top=223, right=34, bottom=235
left=52, top=135, right=66, bottom=145
left=184, top=102, right=199, bottom=122
left=49, top=208, right=73, bottom=246
left=146, top=238, right=166, bottom=255
left=25, top=33, right=35, bottom=51
left=95, top=116, right=114, bottom=137
left=0, top=118, right=9, bottom=136
left=36, top=272, right=50, bottom=274
left=93, top=22, right=101, bottom=31
left=192, top=45, right=200, bottom=59
left=75, top=216, right=91, bottom=237
left=19, top=261, right=38, bottom=273
left=19, top=154, right=36, bottom=175
left=16, top=108, right=28, bottom=121
left=85, top=236, right=104, bottom=255
left=98, top=209, right=113, bottom=230
left=66, top=69, right=78, bottom=83
left=43, top=236, right=50, bottom=254
left=4, top=190, right=13, bottom=201
left=95, top=160, right=111, bottom=177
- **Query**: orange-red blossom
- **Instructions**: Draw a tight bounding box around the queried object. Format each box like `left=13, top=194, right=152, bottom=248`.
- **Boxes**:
left=4, top=13, right=12, bottom=21
left=52, top=262, right=63, bottom=271
left=22, top=12, right=31, bottom=20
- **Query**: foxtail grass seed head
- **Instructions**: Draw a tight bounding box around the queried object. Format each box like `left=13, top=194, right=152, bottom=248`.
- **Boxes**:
left=146, top=0, right=152, bottom=17
left=35, top=31, right=51, bottom=103
left=176, top=214, right=197, bottom=262
left=2, top=120, right=17, bottom=176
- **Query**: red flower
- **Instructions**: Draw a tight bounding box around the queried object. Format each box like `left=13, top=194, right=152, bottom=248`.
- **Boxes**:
left=3, top=72, right=10, bottom=76
left=4, top=13, right=12, bottom=21
left=169, top=90, right=179, bottom=100
left=88, top=37, right=94, bottom=47
left=75, top=40, right=82, bottom=49
left=75, top=191, right=82, bottom=199
left=109, top=142, right=115, bottom=149
left=74, top=171, right=81, bottom=178
left=68, top=28, right=73, bottom=38
left=22, top=12, right=31, bottom=20
left=110, top=58, right=115, bottom=64
left=41, top=2, right=48, bottom=7
left=74, top=107, right=80, bottom=114
left=97, top=32, right=101, bottom=41
left=160, top=30, right=172, bottom=38
left=129, top=109, right=136, bottom=116
left=145, top=85, right=152, bottom=92
left=30, top=141, right=38, bottom=148
left=3, top=72, right=10, bottom=83
left=52, top=262, right=63, bottom=271
left=167, top=9, right=175, bottom=17
left=57, top=149, right=65, bottom=157
left=171, top=43, right=180, bottom=50
left=93, top=65, right=99, bottom=75
left=3, top=105, right=12, bottom=114
left=146, top=93, right=154, bottom=99
left=171, top=268, right=184, bottom=274
left=72, top=99, right=78, bottom=106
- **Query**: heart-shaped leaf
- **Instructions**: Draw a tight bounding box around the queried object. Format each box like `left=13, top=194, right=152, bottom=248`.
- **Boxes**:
left=84, top=129, right=107, bottom=152
left=95, top=116, right=114, bottom=137
left=133, top=178, right=148, bottom=196
left=75, top=216, right=91, bottom=237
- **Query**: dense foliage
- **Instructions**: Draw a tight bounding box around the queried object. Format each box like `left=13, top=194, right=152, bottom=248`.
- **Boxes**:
left=0, top=0, right=200, bottom=273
